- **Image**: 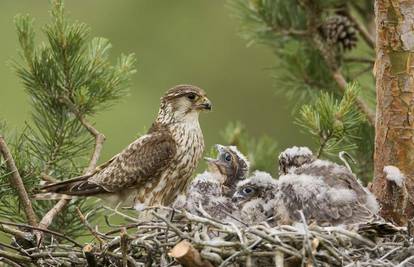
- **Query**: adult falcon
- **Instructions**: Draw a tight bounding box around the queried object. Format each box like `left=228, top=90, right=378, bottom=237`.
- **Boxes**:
left=39, top=85, right=212, bottom=209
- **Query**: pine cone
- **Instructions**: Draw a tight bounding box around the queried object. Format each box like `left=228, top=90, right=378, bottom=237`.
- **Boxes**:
left=319, top=15, right=358, bottom=51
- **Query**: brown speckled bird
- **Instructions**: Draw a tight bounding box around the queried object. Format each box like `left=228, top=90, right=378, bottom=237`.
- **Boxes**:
left=173, top=145, right=249, bottom=220
left=39, top=85, right=211, bottom=209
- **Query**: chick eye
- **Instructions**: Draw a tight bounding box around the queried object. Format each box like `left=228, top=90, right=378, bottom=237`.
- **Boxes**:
left=224, top=153, right=232, bottom=162
left=187, top=93, right=196, bottom=100
left=243, top=187, right=254, bottom=194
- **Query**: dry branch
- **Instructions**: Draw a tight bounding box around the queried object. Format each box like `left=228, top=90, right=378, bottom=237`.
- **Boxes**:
left=0, top=136, right=38, bottom=227
left=0, top=206, right=412, bottom=266
left=169, top=240, right=214, bottom=267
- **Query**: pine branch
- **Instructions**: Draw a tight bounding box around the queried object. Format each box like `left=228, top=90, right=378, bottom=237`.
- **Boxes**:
left=331, top=69, right=375, bottom=125
left=0, top=136, right=38, bottom=227
left=7, top=0, right=135, bottom=237
left=38, top=107, right=106, bottom=231
left=296, top=83, right=364, bottom=157
left=346, top=11, right=375, bottom=49
left=300, top=0, right=376, bottom=125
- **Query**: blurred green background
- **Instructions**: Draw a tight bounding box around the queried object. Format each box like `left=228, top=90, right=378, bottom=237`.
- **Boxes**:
left=0, top=0, right=308, bottom=170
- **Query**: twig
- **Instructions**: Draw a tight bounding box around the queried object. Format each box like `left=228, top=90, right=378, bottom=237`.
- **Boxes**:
left=346, top=12, right=375, bottom=49
left=0, top=249, right=32, bottom=263
left=248, top=228, right=302, bottom=258
left=0, top=220, right=82, bottom=248
left=298, top=211, right=317, bottom=267
left=120, top=227, right=128, bottom=267
left=169, top=240, right=214, bottom=267
left=78, top=116, right=106, bottom=174
left=274, top=250, right=284, bottom=267
left=0, top=136, right=38, bottom=227
left=83, top=244, right=97, bottom=267
left=344, top=57, right=375, bottom=64
left=0, top=257, right=24, bottom=267
left=38, top=197, right=71, bottom=230
left=76, top=207, right=105, bottom=247
left=396, top=255, right=414, bottom=267
left=0, top=224, right=34, bottom=244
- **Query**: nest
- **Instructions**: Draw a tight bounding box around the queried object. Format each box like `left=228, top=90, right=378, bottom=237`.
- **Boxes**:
left=1, top=206, right=413, bottom=267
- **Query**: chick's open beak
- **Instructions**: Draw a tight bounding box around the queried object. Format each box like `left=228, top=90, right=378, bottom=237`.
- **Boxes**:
left=204, top=157, right=226, bottom=174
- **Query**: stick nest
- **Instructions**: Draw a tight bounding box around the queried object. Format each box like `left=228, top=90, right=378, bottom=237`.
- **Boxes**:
left=1, top=206, right=413, bottom=267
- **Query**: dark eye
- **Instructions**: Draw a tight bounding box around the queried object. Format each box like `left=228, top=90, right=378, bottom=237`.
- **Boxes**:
left=187, top=93, right=196, bottom=100
left=243, top=187, right=254, bottom=194
left=224, top=153, right=232, bottom=162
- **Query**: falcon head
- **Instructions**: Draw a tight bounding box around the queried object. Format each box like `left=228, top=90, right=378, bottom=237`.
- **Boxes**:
left=232, top=171, right=276, bottom=206
left=278, top=146, right=314, bottom=175
left=159, top=84, right=212, bottom=123
left=205, top=145, right=249, bottom=195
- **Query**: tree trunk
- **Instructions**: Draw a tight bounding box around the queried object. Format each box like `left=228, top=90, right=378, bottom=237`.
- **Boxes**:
left=373, top=0, right=414, bottom=225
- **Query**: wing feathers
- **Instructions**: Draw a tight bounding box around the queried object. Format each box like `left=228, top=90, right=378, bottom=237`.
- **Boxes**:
left=38, top=126, right=176, bottom=197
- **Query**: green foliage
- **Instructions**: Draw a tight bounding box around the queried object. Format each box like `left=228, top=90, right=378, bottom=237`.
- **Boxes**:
left=272, top=45, right=338, bottom=106
left=230, top=0, right=376, bottom=179
left=0, top=0, right=136, bottom=237
left=228, top=0, right=306, bottom=47
left=221, top=122, right=279, bottom=174
left=296, top=83, right=364, bottom=158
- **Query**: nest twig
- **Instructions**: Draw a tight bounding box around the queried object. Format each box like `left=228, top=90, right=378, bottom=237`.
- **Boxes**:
left=0, top=206, right=412, bottom=266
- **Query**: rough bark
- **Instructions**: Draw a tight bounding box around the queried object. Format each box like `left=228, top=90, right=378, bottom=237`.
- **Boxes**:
left=373, top=0, right=414, bottom=225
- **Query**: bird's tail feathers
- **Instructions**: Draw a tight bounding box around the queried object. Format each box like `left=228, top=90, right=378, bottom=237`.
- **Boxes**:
left=33, top=193, right=75, bottom=201
left=39, top=173, right=93, bottom=192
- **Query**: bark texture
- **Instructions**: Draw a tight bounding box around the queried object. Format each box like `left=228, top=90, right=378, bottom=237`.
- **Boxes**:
left=373, top=0, right=414, bottom=225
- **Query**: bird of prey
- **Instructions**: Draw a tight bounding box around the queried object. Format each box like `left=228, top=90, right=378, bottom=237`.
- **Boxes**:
left=174, top=145, right=249, bottom=220
left=277, top=146, right=379, bottom=214
left=39, top=85, right=211, bottom=209
left=233, top=170, right=377, bottom=226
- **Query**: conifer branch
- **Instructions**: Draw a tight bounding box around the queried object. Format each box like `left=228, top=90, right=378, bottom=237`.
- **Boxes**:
left=331, top=70, right=375, bottom=125
left=347, top=12, right=375, bottom=49
left=0, top=136, right=38, bottom=228
left=300, top=0, right=376, bottom=126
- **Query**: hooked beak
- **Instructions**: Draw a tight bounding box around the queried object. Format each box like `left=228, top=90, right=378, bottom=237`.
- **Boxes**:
left=232, top=191, right=244, bottom=203
left=196, top=96, right=212, bottom=111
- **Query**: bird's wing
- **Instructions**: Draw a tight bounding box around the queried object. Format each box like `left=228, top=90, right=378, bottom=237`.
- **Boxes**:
left=40, top=130, right=176, bottom=196
left=279, top=180, right=373, bottom=225
left=90, top=130, right=177, bottom=192
left=294, top=161, right=368, bottom=203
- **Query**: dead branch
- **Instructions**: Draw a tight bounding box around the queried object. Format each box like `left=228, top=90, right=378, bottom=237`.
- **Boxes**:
left=120, top=227, right=128, bottom=267
left=83, top=244, right=97, bottom=267
left=0, top=206, right=411, bottom=266
left=76, top=207, right=106, bottom=247
left=169, top=240, right=214, bottom=267
left=0, top=220, right=83, bottom=248
left=38, top=197, right=70, bottom=230
left=0, top=250, right=32, bottom=264
left=0, top=136, right=38, bottom=228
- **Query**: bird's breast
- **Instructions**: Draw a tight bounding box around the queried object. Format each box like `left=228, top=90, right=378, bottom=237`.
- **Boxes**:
left=136, top=122, right=204, bottom=206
